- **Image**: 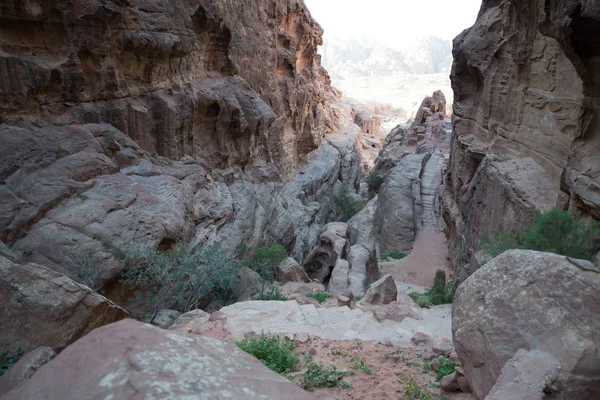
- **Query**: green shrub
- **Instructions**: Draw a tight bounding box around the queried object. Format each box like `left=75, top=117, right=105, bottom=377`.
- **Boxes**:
left=252, top=245, right=287, bottom=282
left=62, top=248, right=104, bottom=291
left=235, top=332, right=299, bottom=374
left=253, top=287, right=288, bottom=301
left=436, top=358, right=456, bottom=381
left=339, top=380, right=353, bottom=389
left=380, top=251, right=408, bottom=261
left=480, top=208, right=600, bottom=260
left=301, top=362, right=346, bottom=389
left=116, top=243, right=243, bottom=315
left=332, top=188, right=366, bottom=222
left=1, top=347, right=23, bottom=376
left=365, top=173, right=385, bottom=193
left=408, top=278, right=455, bottom=308
left=305, top=292, right=332, bottom=303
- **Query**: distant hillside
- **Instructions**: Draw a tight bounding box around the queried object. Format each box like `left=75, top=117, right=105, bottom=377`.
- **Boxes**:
left=321, top=36, right=452, bottom=80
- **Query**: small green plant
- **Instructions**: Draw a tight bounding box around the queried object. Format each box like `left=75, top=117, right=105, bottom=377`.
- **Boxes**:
left=398, top=377, right=434, bottom=400
left=301, top=362, right=345, bottom=389
left=62, top=248, right=104, bottom=291
left=351, top=357, right=372, bottom=374
left=0, top=347, right=23, bottom=376
left=116, top=243, right=244, bottom=315
left=252, top=287, right=288, bottom=301
left=251, top=245, right=287, bottom=294
left=408, top=278, right=455, bottom=308
left=479, top=208, right=600, bottom=261
left=339, top=380, right=353, bottom=390
left=436, top=358, right=456, bottom=381
left=384, top=350, right=399, bottom=359
left=306, top=292, right=332, bottom=303
left=380, top=251, right=408, bottom=261
left=379, top=255, right=390, bottom=261
left=235, top=332, right=299, bottom=375
left=331, top=188, right=366, bottom=222
left=365, top=173, right=385, bottom=194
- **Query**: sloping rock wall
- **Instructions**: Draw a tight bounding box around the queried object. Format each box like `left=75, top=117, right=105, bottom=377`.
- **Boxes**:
left=445, top=0, right=600, bottom=269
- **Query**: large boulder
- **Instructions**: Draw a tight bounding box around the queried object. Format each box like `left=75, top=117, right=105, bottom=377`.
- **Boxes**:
left=0, top=346, right=57, bottom=396
left=277, top=257, right=310, bottom=283
left=452, top=250, right=600, bottom=399
left=357, top=274, right=397, bottom=305
left=0, top=256, right=128, bottom=354
left=303, top=222, right=349, bottom=282
left=3, top=320, right=317, bottom=400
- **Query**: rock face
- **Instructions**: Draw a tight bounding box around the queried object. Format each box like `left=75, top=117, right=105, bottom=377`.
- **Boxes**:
left=0, top=0, right=336, bottom=178
left=0, top=346, right=57, bottom=396
left=0, top=0, right=363, bottom=297
left=0, top=255, right=128, bottom=354
left=445, top=0, right=600, bottom=270
left=452, top=250, right=600, bottom=399
left=277, top=257, right=310, bottom=283
left=3, top=319, right=317, bottom=400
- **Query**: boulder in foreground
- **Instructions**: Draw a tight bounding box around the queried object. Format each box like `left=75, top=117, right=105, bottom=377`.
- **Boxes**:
left=4, top=319, right=317, bottom=400
left=452, top=250, right=600, bottom=399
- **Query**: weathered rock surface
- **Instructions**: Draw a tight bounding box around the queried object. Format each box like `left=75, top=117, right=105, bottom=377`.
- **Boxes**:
left=151, top=309, right=182, bottom=329
left=0, top=255, right=128, bottom=354
left=3, top=319, right=317, bottom=400
left=485, top=349, right=561, bottom=400
left=357, top=274, right=397, bottom=305
left=277, top=257, right=310, bottom=283
left=169, top=309, right=210, bottom=331
left=0, top=347, right=57, bottom=397
left=453, top=250, right=600, bottom=399
left=445, top=0, right=600, bottom=270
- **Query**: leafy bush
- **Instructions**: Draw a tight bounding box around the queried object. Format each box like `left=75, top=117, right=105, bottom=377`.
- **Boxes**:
left=115, top=243, right=244, bottom=315
left=236, top=332, right=299, bottom=374
left=305, top=292, right=332, bottom=303
left=252, top=245, right=287, bottom=282
left=480, top=208, right=600, bottom=260
left=301, top=362, right=346, bottom=389
left=365, top=173, right=385, bottom=194
left=408, top=278, right=455, bottom=308
left=380, top=251, right=408, bottom=261
left=332, top=188, right=366, bottom=222
left=253, top=287, right=288, bottom=301
left=1, top=347, right=23, bottom=376
left=435, top=357, right=456, bottom=381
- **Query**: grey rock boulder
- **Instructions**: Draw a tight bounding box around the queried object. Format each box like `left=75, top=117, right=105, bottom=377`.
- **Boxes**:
left=453, top=250, right=600, bottom=399
left=277, top=257, right=310, bottom=283
left=3, top=320, right=317, bottom=400
left=357, top=274, right=397, bottom=305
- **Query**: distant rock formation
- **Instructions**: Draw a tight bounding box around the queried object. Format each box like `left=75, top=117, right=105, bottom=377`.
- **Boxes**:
left=444, top=0, right=600, bottom=270
left=321, top=36, right=452, bottom=80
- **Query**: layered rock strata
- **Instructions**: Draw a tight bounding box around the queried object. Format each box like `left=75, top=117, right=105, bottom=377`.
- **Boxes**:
left=444, top=0, right=600, bottom=269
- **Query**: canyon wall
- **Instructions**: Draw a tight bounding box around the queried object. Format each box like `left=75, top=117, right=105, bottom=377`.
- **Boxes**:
left=0, top=0, right=358, bottom=295
left=445, top=0, right=600, bottom=269
left=0, top=0, right=337, bottom=178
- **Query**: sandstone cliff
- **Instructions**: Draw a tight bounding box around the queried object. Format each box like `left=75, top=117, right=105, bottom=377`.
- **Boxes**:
left=444, top=0, right=600, bottom=269
left=0, top=0, right=337, bottom=177
left=0, top=1, right=360, bottom=295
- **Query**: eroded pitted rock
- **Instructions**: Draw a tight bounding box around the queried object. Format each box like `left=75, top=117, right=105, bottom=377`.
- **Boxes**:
left=452, top=250, right=600, bottom=399
left=3, top=320, right=317, bottom=400
left=0, top=256, right=128, bottom=354
left=303, top=222, right=350, bottom=282
left=444, top=0, right=600, bottom=271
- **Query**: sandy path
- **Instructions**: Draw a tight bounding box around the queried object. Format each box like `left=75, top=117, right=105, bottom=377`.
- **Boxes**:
left=380, top=231, right=452, bottom=287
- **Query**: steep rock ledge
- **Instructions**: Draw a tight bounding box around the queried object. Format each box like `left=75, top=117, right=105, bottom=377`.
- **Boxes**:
left=445, top=0, right=600, bottom=270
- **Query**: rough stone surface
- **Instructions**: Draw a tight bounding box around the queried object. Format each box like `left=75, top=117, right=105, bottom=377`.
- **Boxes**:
left=215, top=300, right=452, bottom=347
left=411, top=331, right=432, bottom=345
left=486, top=349, right=561, bottom=400
left=3, top=320, right=317, bottom=400
left=444, top=0, right=600, bottom=272
left=303, top=222, right=349, bottom=282
left=440, top=372, right=461, bottom=392
left=357, top=294, right=423, bottom=323
left=237, top=266, right=263, bottom=301
left=151, top=309, right=182, bottom=329
left=0, top=346, right=57, bottom=396
left=0, top=256, right=128, bottom=354
left=453, top=250, right=600, bottom=399
left=277, top=257, right=310, bottom=283
left=358, top=274, right=397, bottom=305
left=169, top=309, right=210, bottom=331
left=432, top=337, right=454, bottom=357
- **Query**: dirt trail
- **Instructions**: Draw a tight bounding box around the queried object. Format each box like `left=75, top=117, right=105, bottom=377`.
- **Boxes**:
left=380, top=231, right=451, bottom=287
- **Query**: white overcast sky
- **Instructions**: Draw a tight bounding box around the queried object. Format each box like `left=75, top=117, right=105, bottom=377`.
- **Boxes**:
left=304, top=0, right=482, bottom=49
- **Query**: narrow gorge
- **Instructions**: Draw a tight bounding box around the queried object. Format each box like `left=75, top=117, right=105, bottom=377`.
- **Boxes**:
left=0, top=0, right=599, bottom=399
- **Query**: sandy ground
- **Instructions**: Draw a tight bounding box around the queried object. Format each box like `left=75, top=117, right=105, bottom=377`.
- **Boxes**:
left=292, top=338, right=473, bottom=400
left=380, top=232, right=452, bottom=287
